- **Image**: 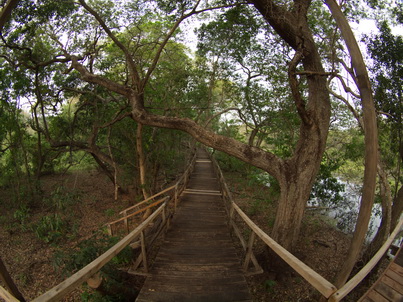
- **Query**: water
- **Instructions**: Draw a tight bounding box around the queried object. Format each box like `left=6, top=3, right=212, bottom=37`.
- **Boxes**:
left=309, top=180, right=382, bottom=242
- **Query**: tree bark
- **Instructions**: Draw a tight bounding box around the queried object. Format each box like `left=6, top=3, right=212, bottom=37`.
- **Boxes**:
left=324, top=0, right=378, bottom=288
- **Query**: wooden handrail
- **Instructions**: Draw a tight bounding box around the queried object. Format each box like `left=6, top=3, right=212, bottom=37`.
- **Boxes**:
left=119, top=186, right=175, bottom=215
left=118, top=152, right=197, bottom=216
left=210, top=151, right=403, bottom=301
left=32, top=203, right=166, bottom=302
left=328, top=216, right=403, bottom=302
left=0, top=286, right=19, bottom=302
left=231, top=202, right=337, bottom=298
left=111, top=197, right=169, bottom=225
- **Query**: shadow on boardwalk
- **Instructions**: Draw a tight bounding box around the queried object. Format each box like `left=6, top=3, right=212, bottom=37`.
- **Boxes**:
left=136, top=149, right=252, bottom=302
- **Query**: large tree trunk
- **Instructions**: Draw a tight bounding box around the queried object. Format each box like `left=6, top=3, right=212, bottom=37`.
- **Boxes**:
left=324, top=0, right=378, bottom=288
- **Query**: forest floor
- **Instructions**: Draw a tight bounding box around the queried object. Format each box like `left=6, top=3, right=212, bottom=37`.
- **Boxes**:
left=0, top=168, right=388, bottom=301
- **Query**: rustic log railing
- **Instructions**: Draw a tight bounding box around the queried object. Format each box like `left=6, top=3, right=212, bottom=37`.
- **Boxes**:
left=209, top=152, right=403, bottom=301
left=22, top=151, right=196, bottom=302
left=106, top=152, right=196, bottom=236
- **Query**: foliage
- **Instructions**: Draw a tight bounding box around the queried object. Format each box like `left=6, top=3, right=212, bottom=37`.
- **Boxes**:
left=53, top=231, right=136, bottom=300
left=43, top=185, right=81, bottom=211
left=34, top=213, right=66, bottom=243
left=13, top=204, right=31, bottom=230
left=310, top=156, right=346, bottom=207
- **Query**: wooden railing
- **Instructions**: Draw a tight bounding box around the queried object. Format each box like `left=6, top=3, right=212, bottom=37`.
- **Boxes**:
left=209, top=152, right=403, bottom=301
left=23, top=151, right=197, bottom=302
left=106, top=152, right=197, bottom=236
left=32, top=204, right=167, bottom=302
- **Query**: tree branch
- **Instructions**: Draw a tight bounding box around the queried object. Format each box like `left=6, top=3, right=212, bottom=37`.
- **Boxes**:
left=203, top=107, right=240, bottom=128
left=0, top=0, right=19, bottom=31
left=70, top=56, right=132, bottom=96
left=288, top=50, right=312, bottom=126
left=78, top=0, right=141, bottom=91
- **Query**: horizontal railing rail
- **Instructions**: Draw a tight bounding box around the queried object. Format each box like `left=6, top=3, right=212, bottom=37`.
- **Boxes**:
left=28, top=150, right=197, bottom=302
left=328, top=217, right=403, bottom=302
left=209, top=151, right=403, bottom=301
left=0, top=286, right=19, bottom=302
left=106, top=152, right=197, bottom=235
left=32, top=203, right=166, bottom=302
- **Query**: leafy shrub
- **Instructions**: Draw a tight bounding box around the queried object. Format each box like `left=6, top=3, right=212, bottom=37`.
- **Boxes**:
left=43, top=185, right=80, bottom=211
left=53, top=232, right=136, bottom=300
left=13, top=204, right=31, bottom=230
left=34, top=214, right=65, bottom=243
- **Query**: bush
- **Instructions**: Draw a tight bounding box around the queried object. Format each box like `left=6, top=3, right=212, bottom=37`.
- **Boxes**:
left=34, top=214, right=65, bottom=243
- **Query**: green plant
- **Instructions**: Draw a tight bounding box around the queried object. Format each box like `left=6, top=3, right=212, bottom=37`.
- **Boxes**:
left=263, top=279, right=277, bottom=293
left=13, top=204, right=31, bottom=230
left=105, top=208, right=116, bottom=217
left=34, top=214, right=65, bottom=243
left=44, top=186, right=80, bottom=211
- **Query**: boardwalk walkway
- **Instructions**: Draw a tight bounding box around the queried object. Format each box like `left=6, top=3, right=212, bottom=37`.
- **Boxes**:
left=359, top=245, right=403, bottom=302
left=136, top=149, right=252, bottom=302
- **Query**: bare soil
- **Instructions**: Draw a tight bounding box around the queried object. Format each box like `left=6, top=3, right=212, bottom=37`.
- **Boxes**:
left=0, top=169, right=387, bottom=301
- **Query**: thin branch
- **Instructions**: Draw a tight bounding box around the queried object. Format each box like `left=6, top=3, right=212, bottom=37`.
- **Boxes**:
left=326, top=78, right=364, bottom=129
left=204, top=107, right=240, bottom=128
left=142, top=2, right=248, bottom=88
left=71, top=55, right=132, bottom=96
left=288, top=50, right=312, bottom=126
left=100, top=111, right=131, bottom=129
left=330, top=74, right=361, bottom=99
left=78, top=0, right=141, bottom=90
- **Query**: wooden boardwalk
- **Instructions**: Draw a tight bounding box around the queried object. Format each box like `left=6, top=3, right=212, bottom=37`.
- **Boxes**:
left=359, top=245, right=403, bottom=302
left=136, top=149, right=252, bottom=302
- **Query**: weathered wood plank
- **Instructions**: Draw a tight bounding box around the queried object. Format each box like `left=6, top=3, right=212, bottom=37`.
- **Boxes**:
left=374, top=281, right=402, bottom=301
left=135, top=149, right=252, bottom=302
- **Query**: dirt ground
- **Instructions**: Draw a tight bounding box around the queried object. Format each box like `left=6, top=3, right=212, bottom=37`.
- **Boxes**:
left=0, top=169, right=387, bottom=301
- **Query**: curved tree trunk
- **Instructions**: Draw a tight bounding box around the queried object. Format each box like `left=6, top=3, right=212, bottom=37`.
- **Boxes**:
left=324, top=0, right=378, bottom=288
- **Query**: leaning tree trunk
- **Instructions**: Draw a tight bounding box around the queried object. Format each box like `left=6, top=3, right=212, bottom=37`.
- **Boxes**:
left=325, top=0, right=378, bottom=288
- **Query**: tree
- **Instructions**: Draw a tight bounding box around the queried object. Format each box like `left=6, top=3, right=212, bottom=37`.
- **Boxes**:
left=0, top=0, right=379, bottom=258
left=361, top=19, right=403, bottom=265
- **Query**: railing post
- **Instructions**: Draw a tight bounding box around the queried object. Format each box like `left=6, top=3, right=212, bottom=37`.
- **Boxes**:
left=107, top=224, right=113, bottom=236
left=174, top=184, right=179, bottom=212
left=243, top=232, right=256, bottom=271
left=140, top=231, right=148, bottom=273
left=123, top=210, right=129, bottom=234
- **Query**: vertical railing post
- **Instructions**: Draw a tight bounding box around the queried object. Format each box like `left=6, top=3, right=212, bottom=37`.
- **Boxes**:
left=140, top=231, right=148, bottom=273
left=0, top=257, right=26, bottom=302
left=123, top=210, right=129, bottom=234
left=243, top=232, right=256, bottom=272
left=174, top=184, right=179, bottom=212
left=107, top=224, right=113, bottom=236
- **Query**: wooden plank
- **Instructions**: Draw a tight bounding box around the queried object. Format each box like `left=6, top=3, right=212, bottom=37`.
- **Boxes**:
left=389, top=262, right=403, bottom=277
left=385, top=269, right=403, bottom=286
left=381, top=275, right=403, bottom=295
left=374, top=281, right=402, bottom=301
left=366, top=290, right=389, bottom=302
